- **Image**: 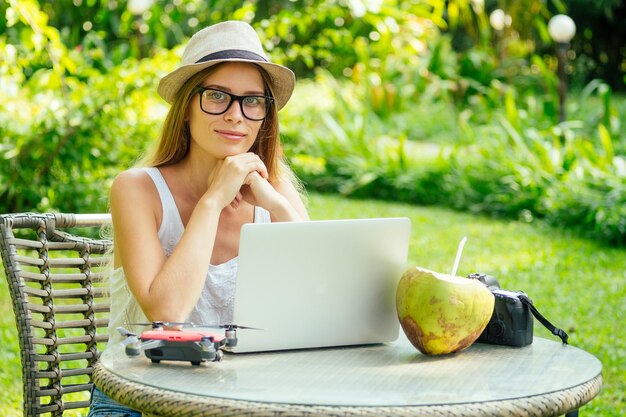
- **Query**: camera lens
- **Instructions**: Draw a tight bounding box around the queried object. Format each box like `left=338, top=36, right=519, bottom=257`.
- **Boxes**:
left=491, top=321, right=505, bottom=337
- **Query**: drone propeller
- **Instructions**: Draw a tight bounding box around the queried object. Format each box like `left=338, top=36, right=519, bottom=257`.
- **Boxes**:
left=198, top=324, right=263, bottom=331
left=189, top=324, right=262, bottom=348
left=126, top=321, right=196, bottom=329
left=117, top=326, right=136, bottom=337
left=116, top=327, right=140, bottom=347
left=219, top=324, right=263, bottom=330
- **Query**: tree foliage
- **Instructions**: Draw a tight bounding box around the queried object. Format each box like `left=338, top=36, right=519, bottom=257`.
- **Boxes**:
left=0, top=0, right=624, bottom=247
left=0, top=0, right=452, bottom=213
left=563, top=0, right=625, bottom=89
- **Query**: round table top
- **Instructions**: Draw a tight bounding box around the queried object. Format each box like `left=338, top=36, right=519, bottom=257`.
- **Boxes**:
left=94, top=334, right=602, bottom=417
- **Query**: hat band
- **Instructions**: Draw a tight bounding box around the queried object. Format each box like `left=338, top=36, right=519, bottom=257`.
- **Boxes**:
left=195, top=49, right=268, bottom=64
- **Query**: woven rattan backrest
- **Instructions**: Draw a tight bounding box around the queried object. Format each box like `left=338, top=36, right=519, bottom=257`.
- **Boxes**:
left=0, top=213, right=112, bottom=417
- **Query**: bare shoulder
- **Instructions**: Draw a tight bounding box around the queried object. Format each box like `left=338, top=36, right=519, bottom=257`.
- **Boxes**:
left=110, top=168, right=161, bottom=224
left=111, top=168, right=157, bottom=200
left=112, top=168, right=152, bottom=190
left=274, top=172, right=310, bottom=220
left=273, top=177, right=295, bottom=195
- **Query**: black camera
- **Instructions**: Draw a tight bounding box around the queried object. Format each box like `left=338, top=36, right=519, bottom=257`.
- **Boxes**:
left=469, top=273, right=533, bottom=346
left=468, top=273, right=568, bottom=347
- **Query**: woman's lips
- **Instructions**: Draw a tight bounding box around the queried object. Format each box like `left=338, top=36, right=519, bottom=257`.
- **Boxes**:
left=216, top=129, right=246, bottom=141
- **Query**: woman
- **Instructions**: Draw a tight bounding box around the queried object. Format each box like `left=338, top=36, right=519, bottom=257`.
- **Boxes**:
left=89, top=20, right=308, bottom=416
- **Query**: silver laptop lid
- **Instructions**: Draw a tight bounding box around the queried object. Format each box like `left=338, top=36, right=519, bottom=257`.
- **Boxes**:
left=227, top=217, right=411, bottom=353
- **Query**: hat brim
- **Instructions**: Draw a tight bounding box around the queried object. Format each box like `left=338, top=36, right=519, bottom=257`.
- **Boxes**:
left=157, top=59, right=295, bottom=110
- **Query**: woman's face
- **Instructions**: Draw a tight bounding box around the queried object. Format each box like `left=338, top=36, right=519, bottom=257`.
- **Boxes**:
left=187, top=62, right=266, bottom=161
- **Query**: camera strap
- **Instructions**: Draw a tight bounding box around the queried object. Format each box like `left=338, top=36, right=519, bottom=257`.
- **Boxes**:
left=517, top=293, right=569, bottom=344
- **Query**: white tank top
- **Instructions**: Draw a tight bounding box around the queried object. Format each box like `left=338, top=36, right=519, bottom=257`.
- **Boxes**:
left=107, top=167, right=271, bottom=344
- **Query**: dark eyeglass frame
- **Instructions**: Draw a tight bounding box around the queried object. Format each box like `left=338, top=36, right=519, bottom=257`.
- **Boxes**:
left=195, top=87, right=274, bottom=121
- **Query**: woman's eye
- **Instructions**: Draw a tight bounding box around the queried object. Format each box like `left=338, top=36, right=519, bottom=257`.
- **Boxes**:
left=244, top=97, right=263, bottom=106
left=207, top=90, right=227, bottom=101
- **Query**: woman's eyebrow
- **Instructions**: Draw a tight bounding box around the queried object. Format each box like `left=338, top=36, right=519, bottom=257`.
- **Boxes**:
left=203, top=84, right=266, bottom=95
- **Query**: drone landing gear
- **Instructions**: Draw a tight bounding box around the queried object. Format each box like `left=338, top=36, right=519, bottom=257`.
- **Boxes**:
left=189, top=350, right=224, bottom=366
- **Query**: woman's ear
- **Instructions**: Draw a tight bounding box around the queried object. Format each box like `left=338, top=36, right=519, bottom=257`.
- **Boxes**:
left=183, top=93, right=194, bottom=122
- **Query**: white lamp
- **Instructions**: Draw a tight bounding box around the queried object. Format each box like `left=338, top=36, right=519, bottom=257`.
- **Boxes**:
left=489, top=9, right=505, bottom=31
left=128, top=0, right=153, bottom=15
left=548, top=14, right=576, bottom=44
left=548, top=14, right=576, bottom=122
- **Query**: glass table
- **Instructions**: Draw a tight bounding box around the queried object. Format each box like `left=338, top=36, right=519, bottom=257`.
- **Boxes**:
left=93, top=333, right=602, bottom=416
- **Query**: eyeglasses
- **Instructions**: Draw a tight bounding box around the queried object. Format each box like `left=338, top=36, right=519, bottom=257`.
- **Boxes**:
left=195, top=87, right=274, bottom=121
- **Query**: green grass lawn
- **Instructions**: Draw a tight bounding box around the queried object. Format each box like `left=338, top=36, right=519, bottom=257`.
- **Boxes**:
left=1, top=192, right=624, bottom=416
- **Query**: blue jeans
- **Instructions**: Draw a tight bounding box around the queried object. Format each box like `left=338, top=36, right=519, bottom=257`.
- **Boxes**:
left=88, top=387, right=142, bottom=417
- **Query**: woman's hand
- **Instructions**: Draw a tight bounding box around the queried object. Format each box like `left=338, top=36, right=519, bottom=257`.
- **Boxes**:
left=204, top=152, right=268, bottom=209
left=203, top=152, right=308, bottom=222
left=241, top=170, right=309, bottom=222
left=240, top=171, right=285, bottom=209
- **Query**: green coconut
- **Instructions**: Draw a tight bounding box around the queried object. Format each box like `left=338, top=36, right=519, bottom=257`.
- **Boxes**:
left=396, top=266, right=495, bottom=355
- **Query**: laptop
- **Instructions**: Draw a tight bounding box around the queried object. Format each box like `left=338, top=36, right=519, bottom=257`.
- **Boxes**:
left=222, top=217, right=411, bottom=353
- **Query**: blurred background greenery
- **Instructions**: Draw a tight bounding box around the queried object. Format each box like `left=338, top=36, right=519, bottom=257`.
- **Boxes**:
left=1, top=0, right=624, bottom=245
left=1, top=0, right=623, bottom=246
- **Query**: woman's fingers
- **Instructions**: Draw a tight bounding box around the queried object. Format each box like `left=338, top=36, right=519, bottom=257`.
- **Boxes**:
left=230, top=191, right=243, bottom=209
left=238, top=152, right=268, bottom=178
left=241, top=171, right=281, bottom=209
left=235, top=153, right=268, bottom=179
left=204, top=153, right=269, bottom=209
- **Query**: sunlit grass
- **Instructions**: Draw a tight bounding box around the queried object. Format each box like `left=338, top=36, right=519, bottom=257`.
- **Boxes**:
left=308, top=192, right=625, bottom=416
left=1, top=193, right=623, bottom=415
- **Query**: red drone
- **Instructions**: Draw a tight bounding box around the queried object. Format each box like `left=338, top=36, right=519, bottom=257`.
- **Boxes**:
left=117, top=321, right=259, bottom=365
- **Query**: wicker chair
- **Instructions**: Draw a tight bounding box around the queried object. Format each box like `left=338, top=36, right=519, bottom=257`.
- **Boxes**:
left=0, top=213, right=112, bottom=417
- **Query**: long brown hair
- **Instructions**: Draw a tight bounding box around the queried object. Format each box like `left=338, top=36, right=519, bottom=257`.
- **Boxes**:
left=142, top=63, right=292, bottom=184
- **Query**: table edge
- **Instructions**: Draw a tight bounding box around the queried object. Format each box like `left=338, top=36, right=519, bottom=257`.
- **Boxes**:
left=93, top=363, right=603, bottom=417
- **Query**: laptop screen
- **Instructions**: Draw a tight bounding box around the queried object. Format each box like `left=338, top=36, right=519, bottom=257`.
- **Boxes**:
left=226, top=217, right=411, bottom=353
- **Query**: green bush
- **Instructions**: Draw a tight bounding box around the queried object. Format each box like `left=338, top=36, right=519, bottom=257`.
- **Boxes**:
left=282, top=74, right=625, bottom=246
left=0, top=0, right=173, bottom=213
left=1, top=0, right=623, bottom=246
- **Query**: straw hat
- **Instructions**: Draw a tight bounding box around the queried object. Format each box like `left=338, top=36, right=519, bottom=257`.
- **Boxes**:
left=157, top=21, right=295, bottom=110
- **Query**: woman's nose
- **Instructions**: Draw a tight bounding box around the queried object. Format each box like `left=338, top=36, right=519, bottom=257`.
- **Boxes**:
left=223, top=99, right=245, bottom=122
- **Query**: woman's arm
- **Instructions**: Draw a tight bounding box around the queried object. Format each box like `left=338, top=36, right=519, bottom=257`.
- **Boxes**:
left=110, top=169, right=222, bottom=323
left=111, top=154, right=268, bottom=322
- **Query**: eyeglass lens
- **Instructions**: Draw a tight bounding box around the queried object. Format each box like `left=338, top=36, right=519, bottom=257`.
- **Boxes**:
left=199, top=89, right=272, bottom=121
